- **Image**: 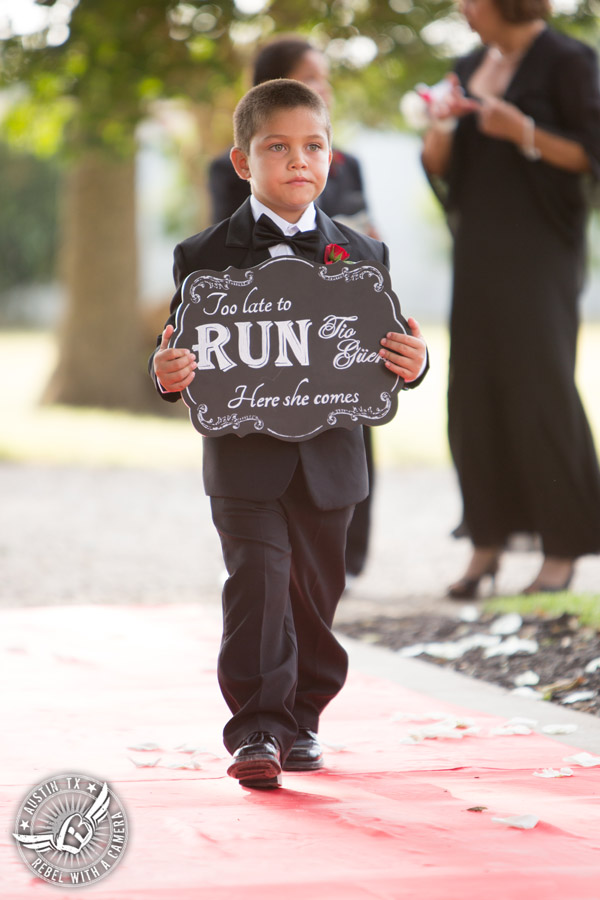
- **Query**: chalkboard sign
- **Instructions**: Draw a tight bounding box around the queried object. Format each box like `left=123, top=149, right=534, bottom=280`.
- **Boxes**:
left=171, top=256, right=408, bottom=441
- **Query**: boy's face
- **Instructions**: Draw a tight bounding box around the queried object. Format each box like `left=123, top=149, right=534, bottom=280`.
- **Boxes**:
left=231, top=106, right=332, bottom=223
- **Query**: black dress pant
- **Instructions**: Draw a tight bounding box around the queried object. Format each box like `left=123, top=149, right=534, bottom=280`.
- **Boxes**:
left=210, top=465, right=353, bottom=759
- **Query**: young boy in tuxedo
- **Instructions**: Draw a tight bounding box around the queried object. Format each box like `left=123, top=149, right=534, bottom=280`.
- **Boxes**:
left=151, top=79, right=427, bottom=789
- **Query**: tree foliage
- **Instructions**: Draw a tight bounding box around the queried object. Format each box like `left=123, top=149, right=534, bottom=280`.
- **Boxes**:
left=0, top=0, right=462, bottom=160
left=2, top=0, right=599, bottom=154
left=0, top=144, right=60, bottom=293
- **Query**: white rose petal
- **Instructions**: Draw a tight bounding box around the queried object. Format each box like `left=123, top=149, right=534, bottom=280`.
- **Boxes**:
left=165, top=759, right=203, bottom=770
left=533, top=768, right=573, bottom=778
left=492, top=815, right=539, bottom=829
left=563, top=752, right=600, bottom=768
left=398, top=643, right=426, bottom=658
left=490, top=724, right=532, bottom=736
left=514, top=670, right=540, bottom=687
left=408, top=716, right=480, bottom=741
left=485, top=636, right=538, bottom=658
left=511, top=686, right=543, bottom=699
left=459, top=605, right=479, bottom=622
left=491, top=716, right=538, bottom=732
left=391, top=710, right=449, bottom=723
left=421, top=641, right=465, bottom=660
left=584, top=657, right=600, bottom=674
left=423, top=634, right=501, bottom=660
left=490, top=613, right=523, bottom=636
left=128, top=756, right=161, bottom=768
left=562, top=691, right=595, bottom=704
left=541, top=724, right=577, bottom=735
left=409, top=725, right=464, bottom=740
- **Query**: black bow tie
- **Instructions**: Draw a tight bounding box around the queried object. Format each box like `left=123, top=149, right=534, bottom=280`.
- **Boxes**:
left=252, top=214, right=321, bottom=260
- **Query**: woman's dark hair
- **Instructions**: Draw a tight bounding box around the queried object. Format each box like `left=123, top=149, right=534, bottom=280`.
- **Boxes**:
left=492, top=0, right=551, bottom=23
left=252, top=37, right=314, bottom=86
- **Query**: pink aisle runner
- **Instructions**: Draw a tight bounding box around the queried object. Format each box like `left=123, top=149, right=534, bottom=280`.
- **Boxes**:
left=2, top=604, right=599, bottom=900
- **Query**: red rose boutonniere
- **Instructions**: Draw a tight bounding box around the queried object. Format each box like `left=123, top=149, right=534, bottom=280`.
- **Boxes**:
left=324, top=243, right=352, bottom=265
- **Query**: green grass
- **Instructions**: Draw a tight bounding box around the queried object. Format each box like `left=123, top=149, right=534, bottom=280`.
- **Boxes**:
left=2, top=330, right=202, bottom=468
left=2, top=323, right=600, bottom=468
left=484, top=593, right=600, bottom=629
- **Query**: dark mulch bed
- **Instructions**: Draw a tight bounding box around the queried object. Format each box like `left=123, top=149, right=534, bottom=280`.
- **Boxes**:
left=338, top=611, right=600, bottom=717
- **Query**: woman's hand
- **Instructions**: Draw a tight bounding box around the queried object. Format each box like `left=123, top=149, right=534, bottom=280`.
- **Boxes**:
left=432, top=73, right=480, bottom=121
left=421, top=74, right=479, bottom=176
left=477, top=97, right=526, bottom=144
left=477, top=96, right=591, bottom=171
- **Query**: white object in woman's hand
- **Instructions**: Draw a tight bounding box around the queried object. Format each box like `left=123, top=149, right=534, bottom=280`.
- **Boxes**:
left=422, top=74, right=479, bottom=126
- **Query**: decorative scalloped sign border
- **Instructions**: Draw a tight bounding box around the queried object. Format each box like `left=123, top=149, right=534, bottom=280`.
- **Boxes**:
left=171, top=257, right=407, bottom=441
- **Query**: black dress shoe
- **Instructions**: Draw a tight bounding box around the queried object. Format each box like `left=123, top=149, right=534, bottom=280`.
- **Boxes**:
left=227, top=732, right=282, bottom=788
left=283, top=728, right=324, bottom=771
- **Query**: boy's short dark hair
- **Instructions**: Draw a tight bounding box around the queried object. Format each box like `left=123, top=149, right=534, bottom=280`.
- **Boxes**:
left=233, top=79, right=332, bottom=154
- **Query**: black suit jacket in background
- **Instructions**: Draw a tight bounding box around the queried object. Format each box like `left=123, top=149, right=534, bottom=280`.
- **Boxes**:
left=150, top=198, right=426, bottom=510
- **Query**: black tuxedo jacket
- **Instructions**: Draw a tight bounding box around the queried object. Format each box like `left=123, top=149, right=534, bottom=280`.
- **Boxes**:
left=151, top=199, right=424, bottom=510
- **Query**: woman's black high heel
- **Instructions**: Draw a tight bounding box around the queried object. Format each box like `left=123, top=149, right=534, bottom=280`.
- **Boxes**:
left=522, top=563, right=574, bottom=595
left=447, top=561, right=499, bottom=601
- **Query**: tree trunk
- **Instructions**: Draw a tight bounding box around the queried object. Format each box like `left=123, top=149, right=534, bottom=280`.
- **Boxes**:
left=44, top=152, right=145, bottom=410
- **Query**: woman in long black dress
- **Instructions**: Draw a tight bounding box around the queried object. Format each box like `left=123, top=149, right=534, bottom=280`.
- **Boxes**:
left=421, top=0, right=600, bottom=596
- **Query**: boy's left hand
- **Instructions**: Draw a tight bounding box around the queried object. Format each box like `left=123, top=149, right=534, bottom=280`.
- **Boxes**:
left=379, top=317, right=427, bottom=383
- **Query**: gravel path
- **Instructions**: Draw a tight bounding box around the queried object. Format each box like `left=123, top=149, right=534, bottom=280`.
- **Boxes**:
left=2, top=462, right=599, bottom=614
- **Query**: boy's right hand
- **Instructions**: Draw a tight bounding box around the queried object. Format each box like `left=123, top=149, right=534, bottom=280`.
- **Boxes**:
left=153, top=324, right=197, bottom=393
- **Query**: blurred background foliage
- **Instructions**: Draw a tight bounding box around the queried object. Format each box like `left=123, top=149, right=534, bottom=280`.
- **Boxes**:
left=1, top=0, right=597, bottom=159
left=0, top=0, right=599, bottom=409
left=0, top=144, right=59, bottom=291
